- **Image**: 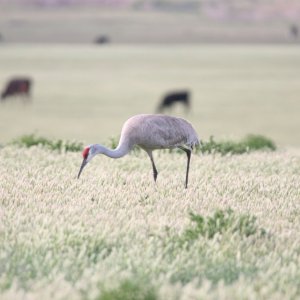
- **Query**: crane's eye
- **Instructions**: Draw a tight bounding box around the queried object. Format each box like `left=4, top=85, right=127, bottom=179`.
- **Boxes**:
left=82, top=147, right=90, bottom=159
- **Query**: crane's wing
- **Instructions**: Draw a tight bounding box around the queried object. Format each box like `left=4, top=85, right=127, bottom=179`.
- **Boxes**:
left=120, top=114, right=199, bottom=150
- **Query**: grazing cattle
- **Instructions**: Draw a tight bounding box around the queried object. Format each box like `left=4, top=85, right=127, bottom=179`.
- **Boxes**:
left=157, top=91, right=190, bottom=113
left=1, top=78, right=32, bottom=101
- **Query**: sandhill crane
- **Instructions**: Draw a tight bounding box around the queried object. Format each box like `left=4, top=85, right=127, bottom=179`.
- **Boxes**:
left=78, top=114, right=199, bottom=188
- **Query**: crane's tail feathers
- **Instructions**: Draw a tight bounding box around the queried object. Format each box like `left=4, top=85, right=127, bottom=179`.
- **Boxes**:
left=187, top=138, right=200, bottom=150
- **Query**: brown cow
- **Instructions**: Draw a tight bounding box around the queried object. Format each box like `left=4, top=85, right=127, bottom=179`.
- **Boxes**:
left=1, top=78, right=32, bottom=101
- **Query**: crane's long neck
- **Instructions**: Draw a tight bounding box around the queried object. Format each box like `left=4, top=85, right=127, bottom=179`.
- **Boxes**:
left=95, top=141, right=131, bottom=159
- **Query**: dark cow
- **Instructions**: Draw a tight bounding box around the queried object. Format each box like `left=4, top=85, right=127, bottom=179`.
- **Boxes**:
left=157, top=91, right=190, bottom=113
left=1, top=78, right=32, bottom=101
left=94, top=35, right=110, bottom=44
left=290, top=24, right=299, bottom=39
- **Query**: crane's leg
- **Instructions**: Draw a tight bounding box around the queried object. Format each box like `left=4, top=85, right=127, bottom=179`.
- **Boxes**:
left=179, top=147, right=191, bottom=188
left=147, top=151, right=158, bottom=182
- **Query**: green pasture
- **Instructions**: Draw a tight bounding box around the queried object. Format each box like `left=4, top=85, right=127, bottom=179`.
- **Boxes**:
left=0, top=44, right=300, bottom=147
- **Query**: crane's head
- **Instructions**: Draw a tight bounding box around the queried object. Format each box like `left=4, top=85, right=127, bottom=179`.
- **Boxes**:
left=77, top=145, right=95, bottom=179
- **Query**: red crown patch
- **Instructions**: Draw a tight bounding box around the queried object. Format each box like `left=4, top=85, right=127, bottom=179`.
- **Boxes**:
left=82, top=147, right=90, bottom=159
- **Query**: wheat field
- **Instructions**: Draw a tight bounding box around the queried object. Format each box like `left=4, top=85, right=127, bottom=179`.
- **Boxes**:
left=0, top=145, right=299, bottom=299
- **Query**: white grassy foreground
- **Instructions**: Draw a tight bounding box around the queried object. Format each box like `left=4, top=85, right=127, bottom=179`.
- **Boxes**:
left=0, top=146, right=300, bottom=299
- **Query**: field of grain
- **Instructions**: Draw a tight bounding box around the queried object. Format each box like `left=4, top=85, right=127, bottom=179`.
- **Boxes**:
left=0, top=145, right=299, bottom=299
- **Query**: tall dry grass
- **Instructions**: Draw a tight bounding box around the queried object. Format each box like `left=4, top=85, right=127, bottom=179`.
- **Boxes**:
left=0, top=145, right=299, bottom=299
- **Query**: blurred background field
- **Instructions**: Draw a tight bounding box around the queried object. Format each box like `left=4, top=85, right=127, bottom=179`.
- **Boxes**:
left=1, top=0, right=300, bottom=44
left=1, top=1, right=300, bottom=147
left=0, top=44, right=300, bottom=146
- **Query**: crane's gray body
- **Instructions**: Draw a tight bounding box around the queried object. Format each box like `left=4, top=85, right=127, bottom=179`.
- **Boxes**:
left=78, top=114, right=199, bottom=188
left=119, top=114, right=199, bottom=151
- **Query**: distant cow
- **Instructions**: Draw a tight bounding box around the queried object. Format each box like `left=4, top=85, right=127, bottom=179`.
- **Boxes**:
left=1, top=78, right=32, bottom=101
left=157, top=91, right=190, bottom=113
left=94, top=35, right=110, bottom=44
left=290, top=24, right=299, bottom=39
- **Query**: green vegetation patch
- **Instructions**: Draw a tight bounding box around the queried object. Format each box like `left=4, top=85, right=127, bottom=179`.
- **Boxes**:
left=182, top=209, right=265, bottom=243
left=108, top=134, right=276, bottom=155
left=165, top=209, right=266, bottom=285
left=197, top=134, right=276, bottom=155
left=98, top=280, right=157, bottom=300
left=10, top=134, right=83, bottom=153
left=9, top=133, right=276, bottom=156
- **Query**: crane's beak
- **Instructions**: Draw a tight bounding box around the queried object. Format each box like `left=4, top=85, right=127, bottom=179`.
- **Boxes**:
left=77, top=158, right=87, bottom=179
